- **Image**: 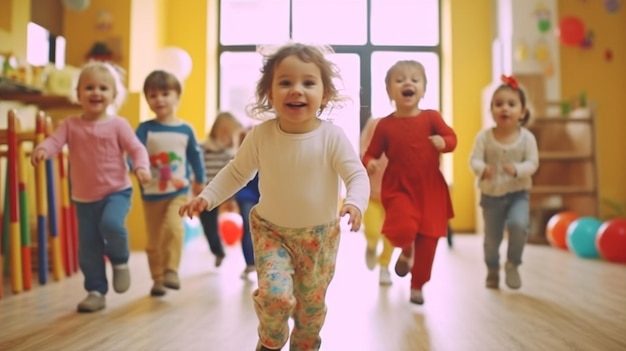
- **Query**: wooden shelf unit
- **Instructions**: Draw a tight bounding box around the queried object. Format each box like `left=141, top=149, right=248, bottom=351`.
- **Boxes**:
left=527, top=105, right=599, bottom=244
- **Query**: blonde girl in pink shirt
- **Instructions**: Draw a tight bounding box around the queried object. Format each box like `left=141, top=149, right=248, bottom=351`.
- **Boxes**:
left=32, top=61, right=151, bottom=313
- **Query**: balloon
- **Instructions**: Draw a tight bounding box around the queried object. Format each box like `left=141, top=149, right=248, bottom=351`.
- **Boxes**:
left=218, top=212, right=243, bottom=246
left=546, top=211, right=580, bottom=250
left=567, top=217, right=602, bottom=258
left=558, top=16, right=585, bottom=46
left=596, top=219, right=626, bottom=263
left=155, top=47, right=193, bottom=81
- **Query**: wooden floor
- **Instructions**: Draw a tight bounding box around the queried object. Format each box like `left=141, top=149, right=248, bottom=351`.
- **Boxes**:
left=1, top=228, right=626, bottom=351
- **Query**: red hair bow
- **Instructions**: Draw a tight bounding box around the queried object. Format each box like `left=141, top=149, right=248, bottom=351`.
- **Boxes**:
left=501, top=75, right=519, bottom=90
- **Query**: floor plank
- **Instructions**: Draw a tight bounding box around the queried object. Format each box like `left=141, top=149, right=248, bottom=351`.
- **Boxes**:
left=1, top=230, right=626, bottom=351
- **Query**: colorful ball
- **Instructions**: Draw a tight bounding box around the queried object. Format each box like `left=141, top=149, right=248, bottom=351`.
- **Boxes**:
left=566, top=217, right=602, bottom=258
left=546, top=211, right=580, bottom=250
left=596, top=218, right=626, bottom=263
left=218, top=212, right=243, bottom=246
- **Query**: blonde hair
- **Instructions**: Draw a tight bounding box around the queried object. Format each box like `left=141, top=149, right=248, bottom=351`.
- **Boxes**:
left=73, top=61, right=127, bottom=113
left=209, top=111, right=242, bottom=139
left=384, top=60, right=427, bottom=100
left=248, top=42, right=346, bottom=120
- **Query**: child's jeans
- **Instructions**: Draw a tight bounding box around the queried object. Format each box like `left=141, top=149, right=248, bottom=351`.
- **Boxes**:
left=198, top=207, right=225, bottom=258
left=480, top=190, right=530, bottom=269
left=73, top=187, right=132, bottom=295
left=236, top=198, right=257, bottom=266
left=250, top=209, right=340, bottom=351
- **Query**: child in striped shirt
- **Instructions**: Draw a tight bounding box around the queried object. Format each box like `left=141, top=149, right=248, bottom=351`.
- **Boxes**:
left=199, top=112, right=243, bottom=267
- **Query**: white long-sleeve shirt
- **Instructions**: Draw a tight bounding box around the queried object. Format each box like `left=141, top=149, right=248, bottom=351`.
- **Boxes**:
left=199, top=119, right=370, bottom=228
left=469, top=127, right=539, bottom=197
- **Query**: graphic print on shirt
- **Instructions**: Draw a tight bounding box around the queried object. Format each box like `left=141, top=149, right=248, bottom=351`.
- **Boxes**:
left=150, top=151, right=185, bottom=191
left=144, top=130, right=190, bottom=195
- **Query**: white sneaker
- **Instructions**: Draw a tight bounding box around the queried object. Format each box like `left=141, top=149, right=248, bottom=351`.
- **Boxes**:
left=365, top=247, right=377, bottom=270
left=379, top=267, right=392, bottom=286
left=240, top=265, right=256, bottom=279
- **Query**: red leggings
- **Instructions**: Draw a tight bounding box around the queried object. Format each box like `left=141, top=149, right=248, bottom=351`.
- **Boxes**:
left=410, top=234, right=440, bottom=290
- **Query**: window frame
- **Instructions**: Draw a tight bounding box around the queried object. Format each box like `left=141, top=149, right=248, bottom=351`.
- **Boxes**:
left=216, top=0, right=442, bottom=131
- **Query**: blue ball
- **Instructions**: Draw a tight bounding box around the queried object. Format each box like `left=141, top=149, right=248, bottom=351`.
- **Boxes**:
left=566, top=217, right=602, bottom=258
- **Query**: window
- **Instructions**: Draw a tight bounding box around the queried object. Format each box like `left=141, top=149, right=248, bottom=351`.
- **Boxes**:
left=219, top=0, right=290, bottom=45
left=217, top=0, right=442, bottom=161
left=292, top=0, right=367, bottom=45
left=27, top=22, right=66, bottom=69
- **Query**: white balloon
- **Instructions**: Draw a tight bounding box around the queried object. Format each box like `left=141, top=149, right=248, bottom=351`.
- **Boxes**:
left=155, top=47, right=193, bottom=81
left=62, top=0, right=90, bottom=11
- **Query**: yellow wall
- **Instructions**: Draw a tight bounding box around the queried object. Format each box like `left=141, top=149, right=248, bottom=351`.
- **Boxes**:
left=558, top=0, right=626, bottom=218
left=448, top=0, right=492, bottom=231
left=161, top=0, right=211, bottom=137
left=0, top=0, right=29, bottom=57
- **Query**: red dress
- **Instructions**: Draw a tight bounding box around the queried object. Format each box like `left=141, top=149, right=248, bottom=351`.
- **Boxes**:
left=362, top=110, right=456, bottom=248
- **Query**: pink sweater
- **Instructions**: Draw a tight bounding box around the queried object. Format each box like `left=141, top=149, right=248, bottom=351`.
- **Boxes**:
left=35, top=115, right=150, bottom=202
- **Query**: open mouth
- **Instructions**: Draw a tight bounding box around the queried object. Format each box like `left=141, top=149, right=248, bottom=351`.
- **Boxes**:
left=286, top=102, right=306, bottom=108
left=401, top=90, right=415, bottom=97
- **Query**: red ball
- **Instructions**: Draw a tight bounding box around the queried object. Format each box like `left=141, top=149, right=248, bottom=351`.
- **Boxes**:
left=546, top=211, right=580, bottom=250
left=218, top=212, right=243, bottom=246
left=558, top=16, right=585, bottom=46
left=596, top=219, right=626, bottom=263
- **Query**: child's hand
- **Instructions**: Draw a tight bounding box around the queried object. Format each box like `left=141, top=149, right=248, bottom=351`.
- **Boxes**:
left=179, top=197, right=209, bottom=218
left=429, top=135, right=445, bottom=151
left=192, top=182, right=205, bottom=196
left=340, top=204, right=362, bottom=232
left=135, top=168, right=152, bottom=184
left=31, top=148, right=47, bottom=166
left=482, top=165, right=494, bottom=180
left=366, top=159, right=380, bottom=174
left=503, top=163, right=517, bottom=177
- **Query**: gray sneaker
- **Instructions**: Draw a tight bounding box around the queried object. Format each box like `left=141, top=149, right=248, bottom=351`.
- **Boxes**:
left=379, top=267, right=392, bottom=286
left=504, top=262, right=521, bottom=289
left=77, top=292, right=105, bottom=313
left=365, top=247, right=377, bottom=271
left=410, top=289, right=424, bottom=305
left=112, top=264, right=131, bottom=293
left=164, top=270, right=180, bottom=290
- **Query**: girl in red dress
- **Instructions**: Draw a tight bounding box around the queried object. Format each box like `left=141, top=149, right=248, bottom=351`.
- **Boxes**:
left=362, top=60, right=457, bottom=304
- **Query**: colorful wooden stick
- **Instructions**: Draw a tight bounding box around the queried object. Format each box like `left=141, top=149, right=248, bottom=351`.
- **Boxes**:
left=7, top=110, right=23, bottom=293
left=34, top=112, right=49, bottom=284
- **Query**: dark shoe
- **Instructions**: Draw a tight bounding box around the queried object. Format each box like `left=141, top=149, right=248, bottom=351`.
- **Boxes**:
left=394, top=247, right=413, bottom=277
left=486, top=268, right=499, bottom=289
left=150, top=281, right=167, bottom=296
left=215, top=255, right=225, bottom=267
left=163, top=270, right=180, bottom=290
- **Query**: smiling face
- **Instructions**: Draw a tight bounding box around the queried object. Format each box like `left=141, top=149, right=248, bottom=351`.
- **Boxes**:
left=491, top=87, right=527, bottom=129
left=76, top=68, right=116, bottom=120
left=268, top=55, right=328, bottom=133
left=386, top=63, right=426, bottom=116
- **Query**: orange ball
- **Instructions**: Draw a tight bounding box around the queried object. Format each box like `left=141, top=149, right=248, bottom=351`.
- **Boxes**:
left=546, top=211, right=580, bottom=250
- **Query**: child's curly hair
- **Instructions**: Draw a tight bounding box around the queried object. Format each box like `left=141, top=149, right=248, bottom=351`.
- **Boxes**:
left=248, top=42, right=347, bottom=120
